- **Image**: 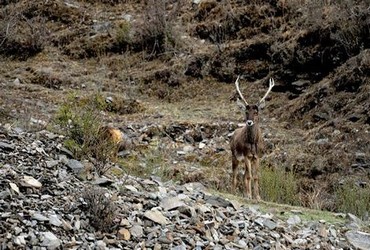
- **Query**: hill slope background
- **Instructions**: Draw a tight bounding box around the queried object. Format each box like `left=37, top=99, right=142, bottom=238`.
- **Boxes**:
left=0, top=0, right=369, bottom=215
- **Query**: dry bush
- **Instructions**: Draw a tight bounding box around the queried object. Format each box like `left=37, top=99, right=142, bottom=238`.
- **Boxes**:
left=132, top=0, right=184, bottom=58
left=286, top=0, right=369, bottom=55
left=0, top=3, right=48, bottom=59
left=81, top=186, right=116, bottom=232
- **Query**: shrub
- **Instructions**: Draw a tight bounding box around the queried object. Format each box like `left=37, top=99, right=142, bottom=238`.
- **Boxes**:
left=55, top=92, right=119, bottom=174
left=335, top=180, right=370, bottom=219
left=260, top=166, right=300, bottom=206
left=133, top=0, right=183, bottom=58
left=81, top=186, right=116, bottom=232
left=115, top=20, right=131, bottom=49
left=0, top=3, right=47, bottom=59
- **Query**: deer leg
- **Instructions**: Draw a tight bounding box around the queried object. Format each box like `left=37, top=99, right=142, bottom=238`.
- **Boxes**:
left=231, top=156, right=238, bottom=193
left=244, top=158, right=252, bottom=199
left=252, top=157, right=261, bottom=201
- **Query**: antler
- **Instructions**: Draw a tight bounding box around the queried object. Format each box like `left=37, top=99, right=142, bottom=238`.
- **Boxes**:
left=235, top=75, right=249, bottom=106
left=258, top=78, right=274, bottom=105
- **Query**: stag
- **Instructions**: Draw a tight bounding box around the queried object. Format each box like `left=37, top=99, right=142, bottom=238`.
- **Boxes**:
left=230, top=76, right=274, bottom=200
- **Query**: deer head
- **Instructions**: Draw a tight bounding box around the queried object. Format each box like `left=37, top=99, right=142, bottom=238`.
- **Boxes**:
left=235, top=76, right=275, bottom=127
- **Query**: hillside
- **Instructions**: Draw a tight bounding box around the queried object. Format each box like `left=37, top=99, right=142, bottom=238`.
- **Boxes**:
left=0, top=0, right=369, bottom=248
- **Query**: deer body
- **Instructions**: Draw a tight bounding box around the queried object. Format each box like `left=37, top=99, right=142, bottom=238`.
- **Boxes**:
left=230, top=77, right=274, bottom=200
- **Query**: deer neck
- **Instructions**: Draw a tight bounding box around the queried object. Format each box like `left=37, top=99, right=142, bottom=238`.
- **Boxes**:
left=243, top=124, right=259, bottom=144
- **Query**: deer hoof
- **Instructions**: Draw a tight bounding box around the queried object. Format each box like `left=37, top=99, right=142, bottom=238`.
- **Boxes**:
left=255, top=195, right=261, bottom=202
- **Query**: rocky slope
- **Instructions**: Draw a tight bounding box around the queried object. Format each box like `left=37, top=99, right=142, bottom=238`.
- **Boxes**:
left=1, top=124, right=370, bottom=250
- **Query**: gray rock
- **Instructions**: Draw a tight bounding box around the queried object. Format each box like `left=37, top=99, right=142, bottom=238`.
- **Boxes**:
left=66, top=159, right=84, bottom=173
left=40, top=232, right=61, bottom=249
left=345, top=230, right=370, bottom=250
left=0, top=141, right=15, bottom=151
left=204, top=195, right=231, bottom=208
left=287, top=215, right=301, bottom=225
left=49, top=215, right=62, bottom=227
left=130, top=224, right=144, bottom=238
left=144, top=209, right=170, bottom=225
left=14, top=235, right=26, bottom=246
left=160, top=197, right=185, bottom=211
left=263, top=219, right=277, bottom=230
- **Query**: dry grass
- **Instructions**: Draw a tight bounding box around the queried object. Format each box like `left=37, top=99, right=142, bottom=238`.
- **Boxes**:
left=81, top=186, right=116, bottom=232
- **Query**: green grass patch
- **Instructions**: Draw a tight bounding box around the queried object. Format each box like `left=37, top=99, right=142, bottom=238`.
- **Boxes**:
left=335, top=180, right=370, bottom=220
left=260, top=166, right=300, bottom=206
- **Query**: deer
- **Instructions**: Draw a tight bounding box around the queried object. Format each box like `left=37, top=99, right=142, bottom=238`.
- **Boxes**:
left=230, top=76, right=274, bottom=200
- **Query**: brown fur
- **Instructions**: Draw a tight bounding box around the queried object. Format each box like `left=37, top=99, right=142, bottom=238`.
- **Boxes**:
left=98, top=126, right=124, bottom=161
left=230, top=105, right=264, bottom=200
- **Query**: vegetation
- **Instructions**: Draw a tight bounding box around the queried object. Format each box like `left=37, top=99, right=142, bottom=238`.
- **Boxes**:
left=335, top=180, right=370, bottom=220
left=260, top=166, right=300, bottom=206
left=81, top=186, right=116, bottom=232
left=55, top=92, right=118, bottom=175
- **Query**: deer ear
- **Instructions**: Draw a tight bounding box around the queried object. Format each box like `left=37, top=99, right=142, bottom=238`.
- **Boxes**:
left=237, top=99, right=247, bottom=111
left=258, top=100, right=266, bottom=109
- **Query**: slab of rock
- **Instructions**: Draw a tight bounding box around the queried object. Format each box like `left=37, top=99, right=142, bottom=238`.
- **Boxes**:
left=66, top=159, right=84, bottom=173
left=130, top=224, right=144, bottom=238
left=345, top=230, right=370, bottom=250
left=40, top=232, right=61, bottom=249
left=160, top=196, right=185, bottom=211
left=144, top=209, right=170, bottom=225
left=21, top=176, right=42, bottom=188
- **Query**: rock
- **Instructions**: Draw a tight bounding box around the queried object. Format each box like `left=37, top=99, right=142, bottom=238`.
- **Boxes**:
left=144, top=209, right=170, bottom=225
left=49, top=215, right=62, bottom=227
left=9, top=182, right=20, bottom=194
left=14, top=78, right=21, bottom=85
left=183, top=145, right=194, bottom=153
left=0, top=141, right=15, bottom=151
left=160, top=197, right=185, bottom=211
left=287, top=215, right=301, bottom=225
left=40, top=232, right=61, bottom=249
left=118, top=228, right=131, bottom=240
left=345, top=230, right=370, bottom=250
left=96, top=240, right=107, bottom=249
left=199, top=142, right=206, bottom=149
left=346, top=213, right=362, bottom=227
left=14, top=235, right=26, bottom=246
left=204, top=195, right=231, bottom=208
left=263, top=219, right=277, bottom=230
left=21, top=176, right=42, bottom=188
left=92, top=177, right=114, bottom=186
left=32, top=212, right=49, bottom=221
left=130, top=225, right=144, bottom=238
left=46, top=160, right=59, bottom=168
left=66, top=159, right=84, bottom=173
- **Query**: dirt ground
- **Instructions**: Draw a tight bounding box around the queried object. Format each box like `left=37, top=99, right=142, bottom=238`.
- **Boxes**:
left=0, top=0, right=369, bottom=212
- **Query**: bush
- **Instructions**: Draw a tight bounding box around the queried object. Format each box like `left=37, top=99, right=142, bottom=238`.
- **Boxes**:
left=133, top=0, right=183, bottom=58
left=335, top=180, right=370, bottom=219
left=260, top=166, right=300, bottom=206
left=55, top=92, right=119, bottom=174
left=81, top=186, right=116, bottom=232
left=0, top=3, right=47, bottom=59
